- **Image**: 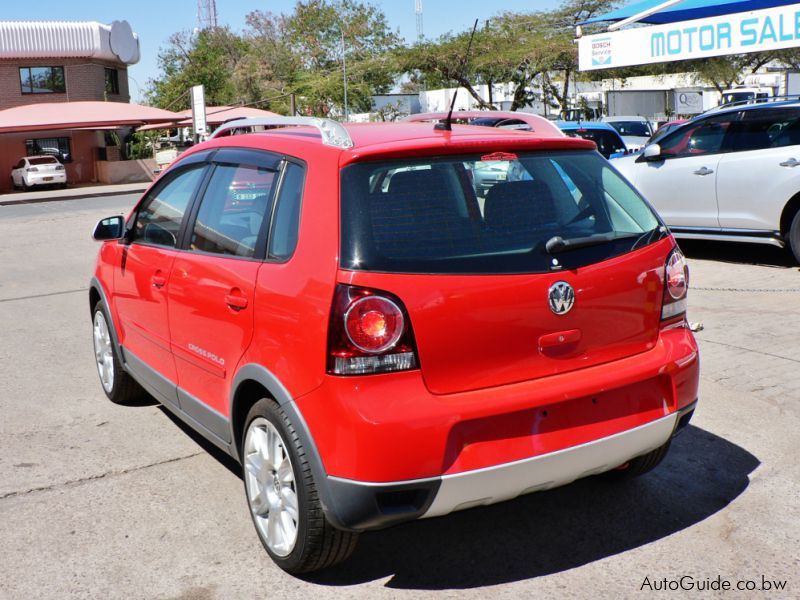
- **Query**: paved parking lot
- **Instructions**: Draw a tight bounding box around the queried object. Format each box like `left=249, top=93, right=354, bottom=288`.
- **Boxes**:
left=1, top=195, right=798, bottom=599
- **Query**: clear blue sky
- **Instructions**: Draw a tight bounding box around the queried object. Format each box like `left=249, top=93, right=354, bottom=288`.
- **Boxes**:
left=1, top=0, right=564, bottom=102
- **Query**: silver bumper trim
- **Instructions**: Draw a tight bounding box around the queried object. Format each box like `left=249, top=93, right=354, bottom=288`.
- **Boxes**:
left=423, top=412, right=678, bottom=518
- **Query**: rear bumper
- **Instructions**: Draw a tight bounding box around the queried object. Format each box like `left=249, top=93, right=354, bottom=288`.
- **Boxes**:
left=26, top=172, right=66, bottom=186
left=323, top=403, right=695, bottom=530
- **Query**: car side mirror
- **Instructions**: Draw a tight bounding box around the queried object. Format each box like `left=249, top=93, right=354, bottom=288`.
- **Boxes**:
left=636, top=144, right=662, bottom=163
left=92, top=215, right=125, bottom=241
left=642, top=144, right=662, bottom=160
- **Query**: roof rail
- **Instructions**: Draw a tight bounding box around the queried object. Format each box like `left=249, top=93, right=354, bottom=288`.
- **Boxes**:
left=208, top=116, right=354, bottom=149
left=702, top=94, right=800, bottom=115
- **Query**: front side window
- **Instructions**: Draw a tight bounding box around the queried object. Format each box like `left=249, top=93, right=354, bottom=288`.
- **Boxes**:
left=190, top=164, right=277, bottom=258
left=340, top=151, right=662, bottom=274
left=658, top=115, right=732, bottom=158
left=133, top=167, right=206, bottom=248
left=19, top=66, right=65, bottom=94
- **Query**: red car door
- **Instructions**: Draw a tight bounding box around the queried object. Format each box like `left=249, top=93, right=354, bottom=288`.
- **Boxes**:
left=167, top=153, right=279, bottom=438
left=113, top=165, right=208, bottom=406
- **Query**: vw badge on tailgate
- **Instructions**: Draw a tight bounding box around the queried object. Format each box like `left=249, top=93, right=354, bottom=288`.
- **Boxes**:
left=548, top=281, right=574, bottom=315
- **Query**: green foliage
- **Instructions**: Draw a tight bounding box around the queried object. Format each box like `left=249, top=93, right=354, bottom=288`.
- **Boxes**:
left=146, top=1, right=401, bottom=117
left=124, top=131, right=157, bottom=160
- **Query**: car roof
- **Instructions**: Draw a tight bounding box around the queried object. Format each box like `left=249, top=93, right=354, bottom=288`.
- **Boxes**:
left=704, top=98, right=800, bottom=116
left=602, top=115, right=650, bottom=122
left=555, top=120, right=618, bottom=132
left=185, top=121, right=592, bottom=167
left=404, top=111, right=563, bottom=136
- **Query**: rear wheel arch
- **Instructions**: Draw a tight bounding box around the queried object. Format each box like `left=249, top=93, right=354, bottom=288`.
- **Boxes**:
left=779, top=192, right=800, bottom=237
left=229, top=365, right=299, bottom=460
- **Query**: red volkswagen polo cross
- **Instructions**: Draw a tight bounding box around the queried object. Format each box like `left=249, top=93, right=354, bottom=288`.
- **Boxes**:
left=90, top=116, right=699, bottom=573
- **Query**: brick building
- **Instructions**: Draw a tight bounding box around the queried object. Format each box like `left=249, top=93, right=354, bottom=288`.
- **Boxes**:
left=0, top=20, right=140, bottom=190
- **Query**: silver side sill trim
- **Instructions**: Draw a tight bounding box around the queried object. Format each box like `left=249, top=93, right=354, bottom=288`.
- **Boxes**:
left=671, top=231, right=785, bottom=248
left=423, top=413, right=678, bottom=518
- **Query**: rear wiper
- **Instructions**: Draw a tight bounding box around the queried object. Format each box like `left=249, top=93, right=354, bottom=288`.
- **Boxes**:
left=545, top=232, right=634, bottom=254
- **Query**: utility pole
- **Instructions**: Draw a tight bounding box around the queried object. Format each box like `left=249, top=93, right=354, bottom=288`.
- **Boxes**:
left=342, top=29, right=349, bottom=122
left=415, top=0, right=424, bottom=42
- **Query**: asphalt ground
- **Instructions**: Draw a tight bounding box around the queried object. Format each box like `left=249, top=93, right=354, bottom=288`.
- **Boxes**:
left=1, top=194, right=798, bottom=599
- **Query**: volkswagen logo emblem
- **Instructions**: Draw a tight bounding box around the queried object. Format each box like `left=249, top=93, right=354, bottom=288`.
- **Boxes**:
left=548, top=281, right=575, bottom=315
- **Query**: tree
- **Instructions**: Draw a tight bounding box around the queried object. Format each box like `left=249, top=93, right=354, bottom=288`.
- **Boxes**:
left=243, top=0, right=401, bottom=116
left=146, top=27, right=248, bottom=110
left=396, top=1, right=615, bottom=112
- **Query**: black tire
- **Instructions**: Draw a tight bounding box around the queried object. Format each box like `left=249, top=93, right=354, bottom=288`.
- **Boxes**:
left=601, top=440, right=672, bottom=481
left=788, top=209, right=800, bottom=265
left=91, top=301, right=146, bottom=405
left=242, top=398, right=358, bottom=574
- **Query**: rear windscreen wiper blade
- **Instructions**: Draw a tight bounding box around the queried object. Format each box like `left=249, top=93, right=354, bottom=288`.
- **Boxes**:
left=545, top=232, right=634, bottom=254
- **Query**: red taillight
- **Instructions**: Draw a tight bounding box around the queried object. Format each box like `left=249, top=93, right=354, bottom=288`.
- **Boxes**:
left=328, top=285, right=419, bottom=375
left=661, top=247, right=689, bottom=322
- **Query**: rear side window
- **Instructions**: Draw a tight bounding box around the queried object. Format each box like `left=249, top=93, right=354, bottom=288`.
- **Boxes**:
left=133, top=166, right=206, bottom=248
left=731, top=107, right=800, bottom=150
left=340, top=151, right=661, bottom=274
left=190, top=164, right=277, bottom=258
left=268, top=162, right=305, bottom=260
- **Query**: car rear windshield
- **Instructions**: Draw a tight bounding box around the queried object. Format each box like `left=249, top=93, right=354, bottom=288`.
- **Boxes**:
left=608, top=121, right=650, bottom=137
left=563, top=129, right=626, bottom=158
left=27, top=156, right=58, bottom=165
left=340, top=150, right=663, bottom=274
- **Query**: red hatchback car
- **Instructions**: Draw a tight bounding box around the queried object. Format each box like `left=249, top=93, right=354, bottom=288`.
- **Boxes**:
left=90, top=116, right=699, bottom=573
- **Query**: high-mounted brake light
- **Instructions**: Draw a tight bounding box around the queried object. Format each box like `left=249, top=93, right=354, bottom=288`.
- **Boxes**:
left=661, top=248, right=689, bottom=322
left=328, top=285, right=419, bottom=375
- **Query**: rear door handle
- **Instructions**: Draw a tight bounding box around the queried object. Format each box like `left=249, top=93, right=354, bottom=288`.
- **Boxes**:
left=225, top=294, right=248, bottom=310
left=693, top=167, right=714, bottom=176
left=780, top=158, right=799, bottom=167
left=152, top=274, right=166, bottom=288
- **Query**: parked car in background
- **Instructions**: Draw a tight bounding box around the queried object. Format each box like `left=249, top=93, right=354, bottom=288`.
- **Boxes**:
left=613, top=98, right=800, bottom=262
left=556, top=121, right=627, bottom=159
left=404, top=110, right=563, bottom=136
left=10, top=155, right=67, bottom=190
left=602, top=116, right=654, bottom=151
left=89, top=116, right=699, bottom=574
left=649, top=119, right=688, bottom=145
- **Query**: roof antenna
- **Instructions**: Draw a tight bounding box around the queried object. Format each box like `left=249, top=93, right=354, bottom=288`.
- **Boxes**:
left=435, top=18, right=479, bottom=132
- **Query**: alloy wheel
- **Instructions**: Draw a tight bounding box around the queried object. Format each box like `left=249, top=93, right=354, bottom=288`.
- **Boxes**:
left=244, top=417, right=299, bottom=557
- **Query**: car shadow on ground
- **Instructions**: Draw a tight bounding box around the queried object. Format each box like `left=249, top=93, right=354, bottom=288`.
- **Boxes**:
left=155, top=407, right=759, bottom=590
left=679, top=239, right=798, bottom=269
left=306, top=425, right=759, bottom=589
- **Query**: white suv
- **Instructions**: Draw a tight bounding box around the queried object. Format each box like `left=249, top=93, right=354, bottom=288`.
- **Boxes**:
left=613, top=100, right=800, bottom=262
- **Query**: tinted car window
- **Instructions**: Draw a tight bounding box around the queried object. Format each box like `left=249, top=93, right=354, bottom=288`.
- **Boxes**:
left=268, top=162, right=305, bottom=260
left=340, top=151, right=661, bottom=274
left=190, top=163, right=277, bottom=258
left=133, top=166, right=206, bottom=248
left=564, top=129, right=626, bottom=158
left=729, top=107, right=800, bottom=151
left=658, top=115, right=732, bottom=158
left=27, top=156, right=59, bottom=165
left=608, top=121, right=651, bottom=137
